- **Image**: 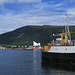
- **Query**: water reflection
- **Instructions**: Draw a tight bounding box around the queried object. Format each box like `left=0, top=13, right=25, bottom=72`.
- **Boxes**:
left=33, top=50, right=42, bottom=75
left=42, top=62, right=75, bottom=75
left=0, top=49, right=75, bottom=75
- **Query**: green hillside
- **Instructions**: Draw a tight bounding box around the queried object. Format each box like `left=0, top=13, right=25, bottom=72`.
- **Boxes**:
left=0, top=25, right=75, bottom=46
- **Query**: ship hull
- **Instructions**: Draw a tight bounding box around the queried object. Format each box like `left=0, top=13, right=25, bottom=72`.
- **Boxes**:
left=42, top=52, right=75, bottom=63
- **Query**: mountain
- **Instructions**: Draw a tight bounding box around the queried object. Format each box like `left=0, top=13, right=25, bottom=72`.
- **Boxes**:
left=0, top=25, right=75, bottom=46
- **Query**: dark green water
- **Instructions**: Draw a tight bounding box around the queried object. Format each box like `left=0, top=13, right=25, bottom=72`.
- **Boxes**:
left=0, top=49, right=75, bottom=75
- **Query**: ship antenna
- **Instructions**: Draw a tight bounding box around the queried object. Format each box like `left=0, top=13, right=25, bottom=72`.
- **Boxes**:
left=65, top=14, right=69, bottom=33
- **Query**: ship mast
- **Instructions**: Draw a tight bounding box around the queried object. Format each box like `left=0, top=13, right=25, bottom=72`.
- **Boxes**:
left=65, top=14, right=69, bottom=33
left=52, top=15, right=71, bottom=46
left=60, top=15, right=71, bottom=46
left=64, top=14, right=71, bottom=45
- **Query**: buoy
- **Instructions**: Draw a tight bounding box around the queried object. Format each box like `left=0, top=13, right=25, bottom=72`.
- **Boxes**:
left=66, top=42, right=68, bottom=45
left=63, top=42, right=65, bottom=45
left=63, top=42, right=68, bottom=45
left=51, top=43, right=53, bottom=46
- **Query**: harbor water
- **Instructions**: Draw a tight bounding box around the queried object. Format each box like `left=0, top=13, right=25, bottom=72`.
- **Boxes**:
left=0, top=49, right=75, bottom=75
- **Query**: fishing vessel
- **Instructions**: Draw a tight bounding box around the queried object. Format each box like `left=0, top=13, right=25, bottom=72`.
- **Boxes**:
left=42, top=15, right=75, bottom=63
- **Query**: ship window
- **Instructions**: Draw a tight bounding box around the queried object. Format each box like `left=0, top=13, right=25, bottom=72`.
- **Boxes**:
left=63, top=36, right=65, bottom=39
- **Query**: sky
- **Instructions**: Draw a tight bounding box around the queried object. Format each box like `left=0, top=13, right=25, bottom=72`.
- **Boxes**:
left=0, top=0, right=75, bottom=34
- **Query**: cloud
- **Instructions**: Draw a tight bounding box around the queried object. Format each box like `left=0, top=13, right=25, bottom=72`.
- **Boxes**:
left=0, top=0, right=15, bottom=4
left=0, top=0, right=41, bottom=4
left=18, top=0, right=41, bottom=3
left=64, top=0, right=75, bottom=3
left=66, top=7, right=75, bottom=25
left=53, top=3, right=63, bottom=7
left=0, top=12, right=66, bottom=34
left=0, top=13, right=74, bottom=34
left=67, top=8, right=75, bottom=15
left=0, top=0, right=75, bottom=34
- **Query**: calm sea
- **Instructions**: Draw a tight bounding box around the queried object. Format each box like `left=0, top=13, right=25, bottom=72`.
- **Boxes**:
left=0, top=49, right=75, bottom=75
